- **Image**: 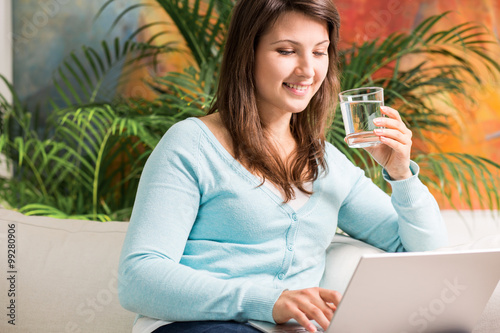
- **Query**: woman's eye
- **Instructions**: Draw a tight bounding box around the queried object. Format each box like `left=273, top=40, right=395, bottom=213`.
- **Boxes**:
left=314, top=51, right=328, bottom=56
left=277, top=50, right=294, bottom=55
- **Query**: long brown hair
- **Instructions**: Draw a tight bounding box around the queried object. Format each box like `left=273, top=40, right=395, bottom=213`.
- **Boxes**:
left=208, top=0, right=341, bottom=202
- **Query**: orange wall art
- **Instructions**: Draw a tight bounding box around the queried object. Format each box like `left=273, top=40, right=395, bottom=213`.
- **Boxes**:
left=128, top=0, right=500, bottom=209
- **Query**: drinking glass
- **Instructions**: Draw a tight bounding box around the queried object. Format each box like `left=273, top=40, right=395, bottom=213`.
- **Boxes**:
left=339, top=87, right=384, bottom=148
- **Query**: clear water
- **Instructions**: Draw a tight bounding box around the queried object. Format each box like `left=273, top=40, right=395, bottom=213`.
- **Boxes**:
left=341, top=100, right=383, bottom=148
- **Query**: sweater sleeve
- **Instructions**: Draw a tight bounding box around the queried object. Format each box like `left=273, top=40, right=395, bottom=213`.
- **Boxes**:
left=332, top=146, right=448, bottom=252
left=118, top=120, right=283, bottom=323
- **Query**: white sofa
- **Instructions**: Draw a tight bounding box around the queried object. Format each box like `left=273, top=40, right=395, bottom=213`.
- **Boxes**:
left=0, top=208, right=498, bottom=333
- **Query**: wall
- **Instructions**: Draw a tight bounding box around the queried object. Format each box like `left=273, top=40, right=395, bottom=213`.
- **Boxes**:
left=0, top=0, right=13, bottom=100
left=131, top=0, right=500, bottom=209
left=335, top=0, right=500, bottom=208
left=6, top=0, right=500, bottom=209
left=0, top=0, right=13, bottom=181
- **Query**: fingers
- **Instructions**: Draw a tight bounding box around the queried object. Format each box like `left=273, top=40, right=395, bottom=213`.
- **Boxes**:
left=375, top=106, right=411, bottom=133
left=301, top=296, right=334, bottom=330
left=308, top=289, right=342, bottom=329
left=380, top=104, right=401, bottom=120
left=369, top=105, right=413, bottom=180
left=319, top=288, right=342, bottom=307
left=373, top=106, right=412, bottom=145
left=373, top=128, right=411, bottom=146
left=273, top=288, right=342, bottom=332
left=374, top=117, right=408, bottom=134
left=291, top=307, right=318, bottom=333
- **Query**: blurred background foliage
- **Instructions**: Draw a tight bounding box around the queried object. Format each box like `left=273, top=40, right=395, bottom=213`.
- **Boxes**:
left=0, top=0, right=499, bottom=221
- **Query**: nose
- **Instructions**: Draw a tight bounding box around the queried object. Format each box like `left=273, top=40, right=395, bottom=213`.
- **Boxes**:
left=295, top=54, right=314, bottom=78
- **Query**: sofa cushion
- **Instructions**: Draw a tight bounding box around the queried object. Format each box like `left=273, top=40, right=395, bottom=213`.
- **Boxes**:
left=0, top=209, right=135, bottom=333
left=320, top=234, right=384, bottom=294
left=322, top=232, right=500, bottom=333
left=441, top=210, right=500, bottom=246
left=1, top=208, right=498, bottom=332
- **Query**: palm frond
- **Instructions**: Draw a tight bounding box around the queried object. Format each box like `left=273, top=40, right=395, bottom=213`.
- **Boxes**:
left=155, top=0, right=230, bottom=68
left=51, top=38, right=172, bottom=108
left=415, top=153, right=500, bottom=210
left=19, top=203, right=112, bottom=222
left=0, top=101, right=156, bottom=220
left=2, top=5, right=500, bottom=221
left=335, top=13, right=499, bottom=129
left=329, top=12, right=500, bottom=209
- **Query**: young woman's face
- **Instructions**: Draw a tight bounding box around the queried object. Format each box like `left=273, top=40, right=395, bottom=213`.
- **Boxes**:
left=254, top=11, right=330, bottom=119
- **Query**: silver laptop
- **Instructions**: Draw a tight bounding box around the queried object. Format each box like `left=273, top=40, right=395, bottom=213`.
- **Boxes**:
left=249, top=249, right=500, bottom=333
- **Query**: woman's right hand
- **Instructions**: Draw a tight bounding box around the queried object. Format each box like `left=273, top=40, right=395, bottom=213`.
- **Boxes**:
left=272, top=287, right=342, bottom=332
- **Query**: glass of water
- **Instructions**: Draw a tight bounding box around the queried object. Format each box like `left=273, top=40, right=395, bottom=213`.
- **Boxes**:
left=339, top=87, right=384, bottom=148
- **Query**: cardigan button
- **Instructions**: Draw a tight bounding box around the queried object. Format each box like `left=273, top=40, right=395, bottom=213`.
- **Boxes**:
left=292, top=213, right=298, bottom=221
left=278, top=273, right=285, bottom=280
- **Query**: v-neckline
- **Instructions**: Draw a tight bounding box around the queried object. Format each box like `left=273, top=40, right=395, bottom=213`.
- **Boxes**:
left=190, top=117, right=321, bottom=215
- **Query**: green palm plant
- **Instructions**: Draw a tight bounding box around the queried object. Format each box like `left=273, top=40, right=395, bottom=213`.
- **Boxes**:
left=147, top=2, right=500, bottom=210
left=0, top=31, right=177, bottom=220
left=330, top=12, right=500, bottom=208
left=1, top=0, right=499, bottom=221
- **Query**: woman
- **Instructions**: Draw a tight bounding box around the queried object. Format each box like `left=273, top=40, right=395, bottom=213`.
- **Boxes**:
left=118, top=0, right=448, bottom=332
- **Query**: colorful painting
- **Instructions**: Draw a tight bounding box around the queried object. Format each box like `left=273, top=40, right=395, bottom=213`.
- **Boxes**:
left=131, top=0, right=500, bottom=208
left=12, top=0, right=500, bottom=209
left=12, top=0, right=141, bottom=107
left=333, top=0, right=500, bottom=208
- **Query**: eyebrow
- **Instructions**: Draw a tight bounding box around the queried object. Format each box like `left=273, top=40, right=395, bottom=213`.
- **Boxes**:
left=270, top=39, right=330, bottom=46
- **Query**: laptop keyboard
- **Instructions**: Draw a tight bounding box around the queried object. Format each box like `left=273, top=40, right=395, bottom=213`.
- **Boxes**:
left=268, top=327, right=325, bottom=332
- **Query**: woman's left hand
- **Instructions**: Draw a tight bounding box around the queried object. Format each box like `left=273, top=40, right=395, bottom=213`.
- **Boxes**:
left=363, top=106, right=413, bottom=180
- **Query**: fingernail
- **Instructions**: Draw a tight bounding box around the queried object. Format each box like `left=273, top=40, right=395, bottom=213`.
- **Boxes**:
left=374, top=128, right=383, bottom=134
left=373, top=118, right=382, bottom=125
left=309, top=325, right=317, bottom=332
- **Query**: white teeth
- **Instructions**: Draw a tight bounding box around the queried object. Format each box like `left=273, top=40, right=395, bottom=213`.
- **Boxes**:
left=284, top=83, right=308, bottom=91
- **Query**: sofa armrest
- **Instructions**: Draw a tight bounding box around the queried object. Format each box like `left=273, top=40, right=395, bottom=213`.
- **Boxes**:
left=320, top=234, right=384, bottom=294
left=0, top=209, right=135, bottom=333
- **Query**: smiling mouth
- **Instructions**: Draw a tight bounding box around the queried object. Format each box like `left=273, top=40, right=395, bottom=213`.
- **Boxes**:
left=283, top=82, right=309, bottom=91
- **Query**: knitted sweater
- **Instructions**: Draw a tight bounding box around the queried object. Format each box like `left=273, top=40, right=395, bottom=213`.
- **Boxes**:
left=118, top=117, right=447, bottom=327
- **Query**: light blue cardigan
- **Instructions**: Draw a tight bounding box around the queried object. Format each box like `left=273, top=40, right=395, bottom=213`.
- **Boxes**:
left=118, top=117, right=447, bottom=324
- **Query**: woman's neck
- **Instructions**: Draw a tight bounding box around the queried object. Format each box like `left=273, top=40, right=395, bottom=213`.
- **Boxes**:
left=259, top=110, right=296, bottom=157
